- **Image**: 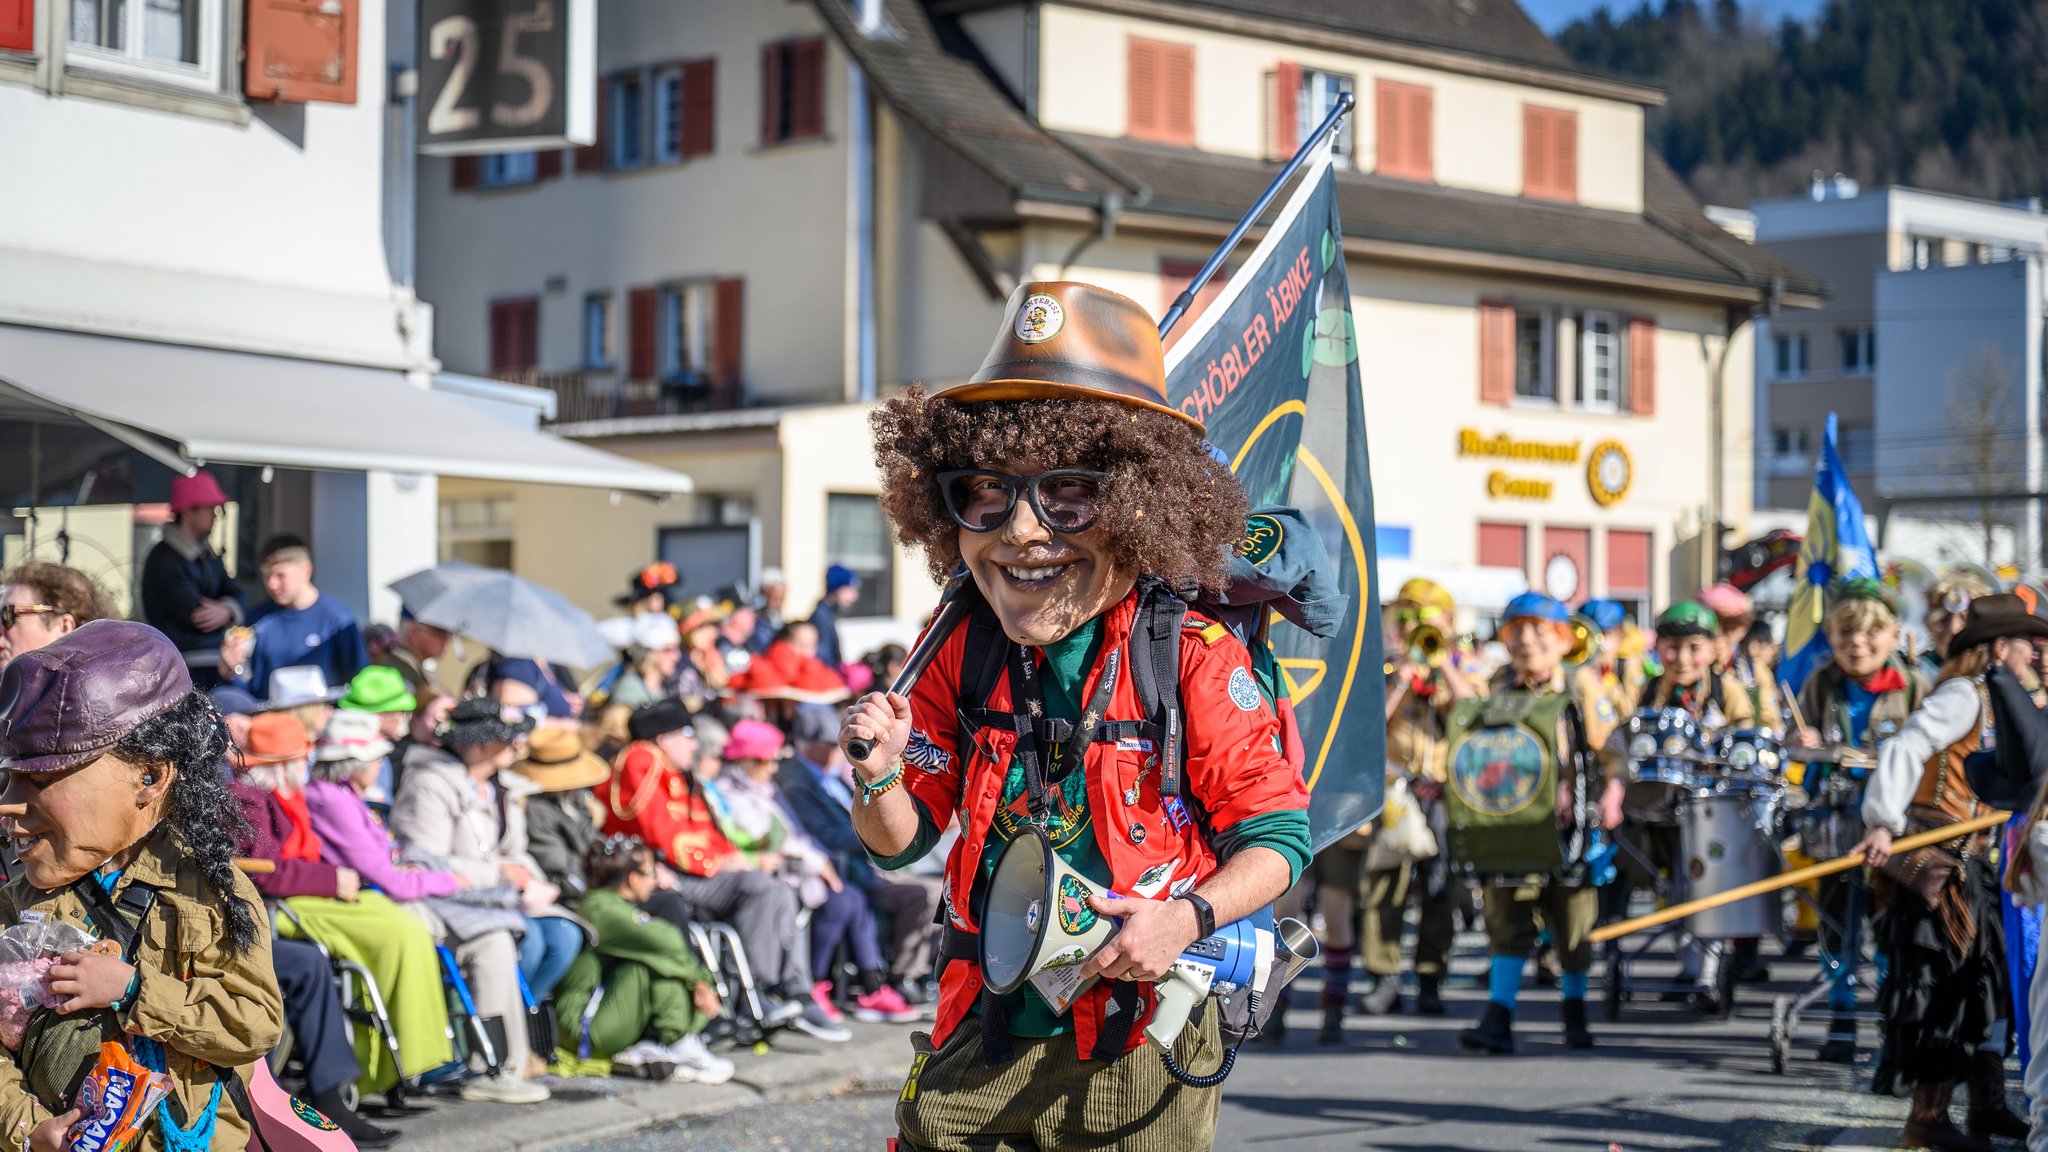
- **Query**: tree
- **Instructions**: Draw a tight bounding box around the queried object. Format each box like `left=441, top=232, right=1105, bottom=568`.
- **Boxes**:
left=1923, top=345, right=2027, bottom=567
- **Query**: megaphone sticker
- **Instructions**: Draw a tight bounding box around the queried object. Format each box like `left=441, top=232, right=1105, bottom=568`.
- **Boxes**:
left=1057, top=876, right=1099, bottom=935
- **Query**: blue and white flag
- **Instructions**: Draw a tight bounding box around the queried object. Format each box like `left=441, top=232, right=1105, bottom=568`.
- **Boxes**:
left=1778, top=412, right=1877, bottom=699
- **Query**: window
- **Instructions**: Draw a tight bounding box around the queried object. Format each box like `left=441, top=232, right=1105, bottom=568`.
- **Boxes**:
left=1578, top=311, right=1621, bottom=410
left=1772, top=333, right=1808, bottom=378
left=1374, top=79, right=1432, bottom=182
left=1837, top=423, right=1875, bottom=472
left=1299, top=68, right=1353, bottom=166
left=583, top=294, right=614, bottom=370
left=1908, top=234, right=1937, bottom=270
left=488, top=297, right=540, bottom=376
left=1768, top=426, right=1811, bottom=475
left=69, top=0, right=219, bottom=87
left=826, top=493, right=893, bottom=618
left=1522, top=104, right=1578, bottom=203
left=653, top=67, right=683, bottom=164
left=479, top=151, right=538, bottom=188
left=658, top=282, right=716, bottom=382
left=1126, top=36, right=1194, bottom=146
left=762, top=38, right=826, bottom=144
left=1839, top=326, right=1876, bottom=374
left=1513, top=308, right=1553, bottom=400
left=609, top=72, right=646, bottom=169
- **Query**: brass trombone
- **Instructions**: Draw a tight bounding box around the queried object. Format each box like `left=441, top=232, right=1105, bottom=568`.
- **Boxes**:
left=1564, top=615, right=1601, bottom=667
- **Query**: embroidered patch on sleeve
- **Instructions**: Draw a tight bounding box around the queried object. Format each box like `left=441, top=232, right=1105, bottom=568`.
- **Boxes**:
left=1227, top=666, right=1261, bottom=711
left=903, top=729, right=953, bottom=774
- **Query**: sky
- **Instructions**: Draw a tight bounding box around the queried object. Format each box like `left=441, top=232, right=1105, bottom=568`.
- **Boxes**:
left=1519, top=0, right=1825, bottom=33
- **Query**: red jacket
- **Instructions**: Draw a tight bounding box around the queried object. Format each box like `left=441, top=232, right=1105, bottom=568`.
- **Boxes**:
left=899, top=589, right=1308, bottom=1060
left=604, top=741, right=737, bottom=877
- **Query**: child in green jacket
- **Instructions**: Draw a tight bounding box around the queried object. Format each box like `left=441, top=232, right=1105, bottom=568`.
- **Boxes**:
left=556, top=835, right=735, bottom=1083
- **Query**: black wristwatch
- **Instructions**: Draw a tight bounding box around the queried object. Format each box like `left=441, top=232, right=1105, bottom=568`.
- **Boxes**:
left=1176, top=892, right=1216, bottom=941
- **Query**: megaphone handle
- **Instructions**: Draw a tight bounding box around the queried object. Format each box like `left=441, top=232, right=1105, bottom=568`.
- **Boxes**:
left=1145, top=969, right=1206, bottom=1050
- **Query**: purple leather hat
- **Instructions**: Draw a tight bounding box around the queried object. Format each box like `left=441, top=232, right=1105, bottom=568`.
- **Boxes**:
left=0, top=619, right=193, bottom=775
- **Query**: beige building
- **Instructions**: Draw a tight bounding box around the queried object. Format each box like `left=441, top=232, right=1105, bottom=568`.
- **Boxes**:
left=415, top=0, right=1821, bottom=635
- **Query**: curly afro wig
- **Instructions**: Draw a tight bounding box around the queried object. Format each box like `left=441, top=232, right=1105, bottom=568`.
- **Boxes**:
left=871, top=388, right=1249, bottom=592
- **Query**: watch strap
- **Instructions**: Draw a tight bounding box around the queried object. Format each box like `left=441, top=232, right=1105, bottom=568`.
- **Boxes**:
left=1177, top=892, right=1216, bottom=940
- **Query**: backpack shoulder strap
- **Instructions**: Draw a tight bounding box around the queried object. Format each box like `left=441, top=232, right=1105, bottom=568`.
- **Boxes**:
left=953, top=603, right=1012, bottom=744
left=73, top=877, right=163, bottom=964
left=1127, top=581, right=1189, bottom=798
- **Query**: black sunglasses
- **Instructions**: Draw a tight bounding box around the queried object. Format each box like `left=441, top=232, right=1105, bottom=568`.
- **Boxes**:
left=0, top=604, right=56, bottom=631
left=936, top=469, right=1109, bottom=535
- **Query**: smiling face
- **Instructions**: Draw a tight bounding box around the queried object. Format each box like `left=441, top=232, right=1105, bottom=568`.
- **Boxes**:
left=2, top=752, right=170, bottom=889
left=0, top=584, right=75, bottom=668
left=956, top=461, right=1133, bottom=647
left=1829, top=620, right=1898, bottom=680
left=1502, top=618, right=1569, bottom=683
left=1656, top=633, right=1718, bottom=687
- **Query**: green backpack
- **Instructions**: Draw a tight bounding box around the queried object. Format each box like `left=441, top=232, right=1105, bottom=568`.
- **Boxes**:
left=1441, top=691, right=1582, bottom=879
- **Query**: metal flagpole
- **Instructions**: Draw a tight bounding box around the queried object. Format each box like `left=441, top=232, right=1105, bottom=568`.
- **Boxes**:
left=1156, top=91, right=1355, bottom=340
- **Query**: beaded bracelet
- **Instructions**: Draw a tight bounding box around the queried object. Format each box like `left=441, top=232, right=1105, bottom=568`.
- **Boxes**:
left=857, top=763, right=903, bottom=806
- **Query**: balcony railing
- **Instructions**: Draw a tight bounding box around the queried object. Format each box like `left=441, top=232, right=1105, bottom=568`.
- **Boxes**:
left=496, top=371, right=742, bottom=426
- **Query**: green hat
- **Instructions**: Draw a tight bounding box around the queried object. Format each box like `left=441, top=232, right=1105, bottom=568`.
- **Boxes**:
left=337, top=665, right=417, bottom=714
left=1836, top=577, right=1899, bottom=614
left=1655, top=601, right=1719, bottom=639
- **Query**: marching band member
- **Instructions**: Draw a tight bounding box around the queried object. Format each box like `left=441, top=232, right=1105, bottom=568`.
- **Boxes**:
left=1574, top=598, right=1640, bottom=749
left=1700, top=582, right=1784, bottom=730
left=1453, top=593, right=1619, bottom=1055
left=1855, top=593, right=2036, bottom=1151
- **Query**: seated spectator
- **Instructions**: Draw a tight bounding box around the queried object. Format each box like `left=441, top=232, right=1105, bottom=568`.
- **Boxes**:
left=713, top=721, right=911, bottom=1025
left=779, top=704, right=942, bottom=1007
left=485, top=653, right=582, bottom=725
left=514, top=728, right=609, bottom=899
left=259, top=663, right=346, bottom=748
left=208, top=683, right=263, bottom=754
left=555, top=836, right=734, bottom=1084
left=682, top=608, right=732, bottom=699
left=1, top=560, right=115, bottom=671
left=390, top=700, right=582, bottom=1082
left=392, top=691, right=457, bottom=799
left=338, top=665, right=416, bottom=804
left=750, top=568, right=788, bottom=653
left=225, top=535, right=368, bottom=693
left=861, top=643, right=908, bottom=693
left=0, top=622, right=281, bottom=1149
left=715, top=602, right=758, bottom=681
left=588, top=615, right=684, bottom=756
left=727, top=622, right=849, bottom=702
left=258, top=711, right=459, bottom=1100
left=603, top=700, right=818, bottom=1035
left=377, top=611, right=452, bottom=706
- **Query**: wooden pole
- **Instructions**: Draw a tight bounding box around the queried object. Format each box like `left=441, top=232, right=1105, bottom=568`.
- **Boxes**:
left=234, top=858, right=277, bottom=875
left=1590, top=809, right=2012, bottom=944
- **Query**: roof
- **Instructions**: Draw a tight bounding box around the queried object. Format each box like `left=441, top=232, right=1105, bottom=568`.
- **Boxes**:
left=814, top=0, right=1822, bottom=303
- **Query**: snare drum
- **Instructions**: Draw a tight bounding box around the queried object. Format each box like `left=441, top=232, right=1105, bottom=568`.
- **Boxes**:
left=1679, top=786, right=1783, bottom=938
left=1715, top=729, right=1785, bottom=788
left=1622, top=709, right=1704, bottom=824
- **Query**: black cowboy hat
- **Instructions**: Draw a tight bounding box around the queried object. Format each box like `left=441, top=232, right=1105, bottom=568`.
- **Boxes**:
left=1949, top=593, right=2048, bottom=653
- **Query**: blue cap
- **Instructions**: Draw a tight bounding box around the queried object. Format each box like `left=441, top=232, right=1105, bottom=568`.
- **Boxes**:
left=1502, top=592, right=1569, bottom=624
left=1579, top=598, right=1627, bottom=633
left=208, top=684, right=265, bottom=717
left=826, top=564, right=860, bottom=593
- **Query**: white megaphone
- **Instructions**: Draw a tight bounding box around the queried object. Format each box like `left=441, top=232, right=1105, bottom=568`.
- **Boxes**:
left=980, top=826, right=1319, bottom=1086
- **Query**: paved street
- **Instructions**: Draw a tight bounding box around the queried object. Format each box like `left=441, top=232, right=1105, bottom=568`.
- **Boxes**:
left=554, top=932, right=1945, bottom=1152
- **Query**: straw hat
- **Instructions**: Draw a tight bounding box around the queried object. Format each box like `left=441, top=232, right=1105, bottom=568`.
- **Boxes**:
left=510, top=726, right=610, bottom=792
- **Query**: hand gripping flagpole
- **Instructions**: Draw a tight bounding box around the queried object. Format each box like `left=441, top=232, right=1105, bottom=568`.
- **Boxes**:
left=1156, top=91, right=1355, bottom=340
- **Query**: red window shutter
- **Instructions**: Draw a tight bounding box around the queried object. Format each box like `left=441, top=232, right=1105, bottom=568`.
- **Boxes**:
left=1606, top=529, right=1652, bottom=595
left=1126, top=38, right=1191, bottom=145
left=1161, top=42, right=1194, bottom=145
left=488, top=298, right=539, bottom=375
left=576, top=79, right=608, bottom=171
left=681, top=58, right=716, bottom=157
left=789, top=39, right=825, bottom=140
left=1524, top=105, right=1578, bottom=203
left=628, top=287, right=659, bottom=379
left=1478, top=298, right=1514, bottom=405
left=1627, top=315, right=1656, bottom=415
left=534, top=148, right=562, bottom=180
left=1127, top=39, right=1159, bottom=140
left=760, top=43, right=783, bottom=143
left=452, top=155, right=479, bottom=191
left=1265, top=62, right=1300, bottom=160
left=0, top=0, right=32, bottom=54
left=1477, top=523, right=1527, bottom=572
left=713, top=279, right=745, bottom=404
left=245, top=0, right=357, bottom=104
left=1375, top=80, right=1432, bottom=181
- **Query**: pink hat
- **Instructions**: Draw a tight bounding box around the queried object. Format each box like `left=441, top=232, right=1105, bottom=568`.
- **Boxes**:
left=1697, top=582, right=1751, bottom=620
left=722, top=719, right=787, bottom=762
left=169, top=469, right=229, bottom=514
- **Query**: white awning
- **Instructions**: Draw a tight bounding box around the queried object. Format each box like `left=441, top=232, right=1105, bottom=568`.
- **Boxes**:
left=0, top=325, right=691, bottom=494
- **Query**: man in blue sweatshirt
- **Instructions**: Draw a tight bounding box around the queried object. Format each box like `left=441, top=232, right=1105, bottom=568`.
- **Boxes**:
left=226, top=534, right=368, bottom=694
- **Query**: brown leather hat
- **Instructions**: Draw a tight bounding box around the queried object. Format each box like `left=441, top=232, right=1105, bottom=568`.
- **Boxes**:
left=940, top=282, right=1201, bottom=432
left=0, top=619, right=193, bottom=775
left=1950, top=593, right=2048, bottom=652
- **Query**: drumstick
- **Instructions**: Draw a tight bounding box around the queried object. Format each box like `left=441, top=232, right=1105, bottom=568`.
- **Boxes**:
left=1779, top=690, right=1814, bottom=744
left=1590, top=809, right=2011, bottom=944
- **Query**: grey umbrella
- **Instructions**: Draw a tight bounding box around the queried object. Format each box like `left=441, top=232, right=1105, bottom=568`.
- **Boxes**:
left=400, top=568, right=613, bottom=669
left=388, top=560, right=500, bottom=615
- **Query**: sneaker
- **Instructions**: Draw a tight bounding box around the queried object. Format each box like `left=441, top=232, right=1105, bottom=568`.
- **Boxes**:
left=459, top=1075, right=550, bottom=1105
left=666, top=1034, right=736, bottom=1085
left=852, top=984, right=919, bottom=1024
left=610, top=1040, right=678, bottom=1082
left=757, top=994, right=806, bottom=1029
left=810, top=980, right=847, bottom=1023
left=791, top=1001, right=852, bottom=1042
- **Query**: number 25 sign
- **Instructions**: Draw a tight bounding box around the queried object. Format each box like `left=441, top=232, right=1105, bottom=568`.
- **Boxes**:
left=417, top=0, right=594, bottom=154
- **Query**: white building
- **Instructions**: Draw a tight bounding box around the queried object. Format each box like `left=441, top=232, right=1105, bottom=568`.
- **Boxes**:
left=0, top=0, right=688, bottom=623
left=1750, top=184, right=2048, bottom=568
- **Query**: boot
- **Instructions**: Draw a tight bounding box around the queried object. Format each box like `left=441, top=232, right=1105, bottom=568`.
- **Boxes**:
left=1815, top=1014, right=1857, bottom=1064
left=1458, top=1003, right=1515, bottom=1055
left=1254, top=1001, right=1288, bottom=1047
left=1902, top=1081, right=1997, bottom=1152
left=1415, top=976, right=1445, bottom=1016
left=1965, top=1052, right=2029, bottom=1143
left=1560, top=999, right=1594, bottom=1049
left=1317, top=1002, right=1345, bottom=1046
left=309, top=1086, right=400, bottom=1148
left=1359, top=976, right=1402, bottom=1016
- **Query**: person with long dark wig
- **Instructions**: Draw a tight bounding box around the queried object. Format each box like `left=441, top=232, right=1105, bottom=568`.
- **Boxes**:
left=0, top=619, right=283, bottom=1151
left=1857, top=594, right=2040, bottom=1150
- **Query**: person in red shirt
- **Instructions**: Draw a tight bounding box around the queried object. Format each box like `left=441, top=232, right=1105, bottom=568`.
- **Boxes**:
left=604, top=699, right=809, bottom=1032
left=842, top=282, right=1311, bottom=1151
